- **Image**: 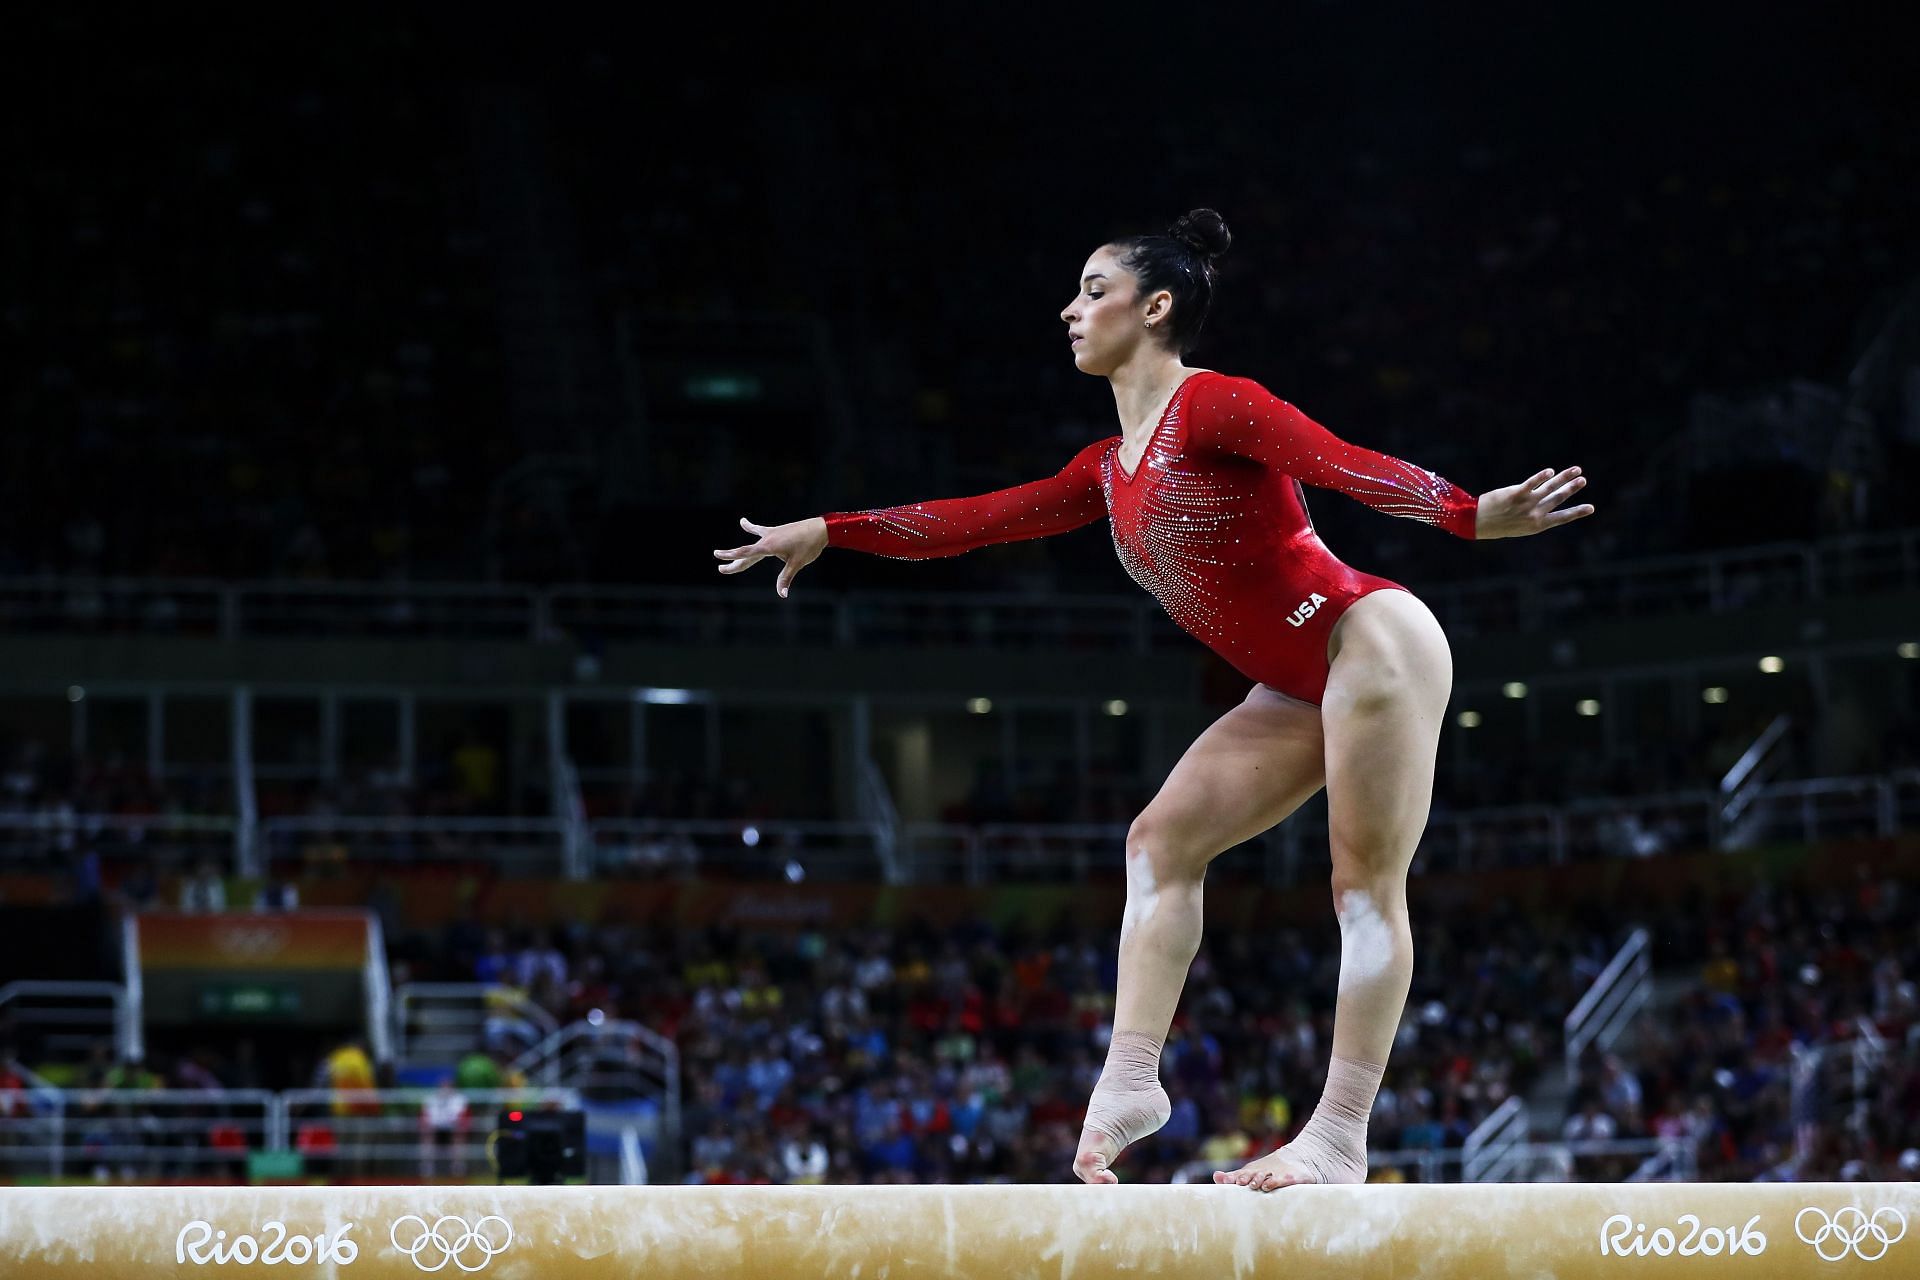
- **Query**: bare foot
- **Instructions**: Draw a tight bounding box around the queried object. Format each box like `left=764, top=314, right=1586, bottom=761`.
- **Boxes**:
left=1213, top=1139, right=1366, bottom=1192
left=1073, top=1127, right=1122, bottom=1184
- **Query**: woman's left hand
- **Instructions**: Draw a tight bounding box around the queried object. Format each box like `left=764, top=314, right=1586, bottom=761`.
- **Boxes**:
left=1474, top=466, right=1593, bottom=540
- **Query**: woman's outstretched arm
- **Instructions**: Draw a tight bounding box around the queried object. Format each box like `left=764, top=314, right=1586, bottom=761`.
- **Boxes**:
left=1191, top=375, right=1593, bottom=540
left=821, top=438, right=1109, bottom=558
left=714, top=438, right=1110, bottom=596
left=1190, top=375, right=1483, bottom=538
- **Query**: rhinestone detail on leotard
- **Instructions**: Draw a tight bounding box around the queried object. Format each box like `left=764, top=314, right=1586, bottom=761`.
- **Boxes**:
left=819, top=371, right=1478, bottom=702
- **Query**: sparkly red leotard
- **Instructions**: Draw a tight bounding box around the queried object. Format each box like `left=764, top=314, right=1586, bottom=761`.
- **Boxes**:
left=822, top=370, right=1479, bottom=705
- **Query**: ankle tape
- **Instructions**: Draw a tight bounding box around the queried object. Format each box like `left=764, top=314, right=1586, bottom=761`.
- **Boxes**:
left=1082, top=1031, right=1170, bottom=1146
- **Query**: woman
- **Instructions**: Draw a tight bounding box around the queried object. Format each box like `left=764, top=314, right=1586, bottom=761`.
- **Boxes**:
left=712, top=208, right=1593, bottom=1189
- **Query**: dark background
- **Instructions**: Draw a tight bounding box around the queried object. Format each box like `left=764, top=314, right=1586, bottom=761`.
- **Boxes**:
left=5, top=2, right=1917, bottom=593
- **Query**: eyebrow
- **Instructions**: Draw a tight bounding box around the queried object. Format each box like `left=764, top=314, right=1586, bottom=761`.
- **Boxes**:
left=1081, top=273, right=1107, bottom=285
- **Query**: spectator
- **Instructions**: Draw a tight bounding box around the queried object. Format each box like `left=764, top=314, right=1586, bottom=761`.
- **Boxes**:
left=179, top=859, right=227, bottom=913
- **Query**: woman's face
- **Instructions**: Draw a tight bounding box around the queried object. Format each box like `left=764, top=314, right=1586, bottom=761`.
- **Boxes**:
left=1061, top=246, right=1164, bottom=375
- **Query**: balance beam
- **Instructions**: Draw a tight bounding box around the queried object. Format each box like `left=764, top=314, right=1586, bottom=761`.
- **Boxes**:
left=0, top=1183, right=1914, bottom=1277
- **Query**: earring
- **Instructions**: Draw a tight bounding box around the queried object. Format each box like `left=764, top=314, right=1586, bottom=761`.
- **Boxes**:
left=1144, top=321, right=1153, bottom=329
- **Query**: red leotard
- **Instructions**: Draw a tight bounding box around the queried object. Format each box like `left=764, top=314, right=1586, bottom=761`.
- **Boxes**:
left=822, top=370, right=1478, bottom=705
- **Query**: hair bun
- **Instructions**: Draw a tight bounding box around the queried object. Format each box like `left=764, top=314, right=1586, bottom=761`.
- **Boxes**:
left=1169, top=208, right=1231, bottom=260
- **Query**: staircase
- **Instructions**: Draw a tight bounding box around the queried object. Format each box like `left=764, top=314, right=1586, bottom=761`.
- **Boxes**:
left=393, top=983, right=557, bottom=1080
left=510, top=1019, right=681, bottom=1183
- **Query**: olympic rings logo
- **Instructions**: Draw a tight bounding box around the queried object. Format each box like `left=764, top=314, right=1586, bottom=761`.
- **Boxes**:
left=389, top=1215, right=515, bottom=1273
left=1795, top=1207, right=1907, bottom=1262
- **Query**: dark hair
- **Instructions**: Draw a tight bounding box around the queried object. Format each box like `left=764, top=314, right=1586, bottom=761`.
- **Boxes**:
left=1108, top=208, right=1232, bottom=356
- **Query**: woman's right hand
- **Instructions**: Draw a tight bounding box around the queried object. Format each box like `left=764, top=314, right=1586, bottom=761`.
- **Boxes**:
left=713, top=516, right=828, bottom=598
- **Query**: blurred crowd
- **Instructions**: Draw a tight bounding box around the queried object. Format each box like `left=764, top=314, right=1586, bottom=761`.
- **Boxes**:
left=1569, top=872, right=1920, bottom=1182
left=387, top=902, right=1589, bottom=1184
left=7, top=865, right=1918, bottom=1185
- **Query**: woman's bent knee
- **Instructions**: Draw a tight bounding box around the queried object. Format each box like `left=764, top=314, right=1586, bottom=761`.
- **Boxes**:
left=1125, top=816, right=1207, bottom=884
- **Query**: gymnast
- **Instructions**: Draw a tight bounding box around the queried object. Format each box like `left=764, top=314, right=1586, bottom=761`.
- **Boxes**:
left=713, top=208, right=1593, bottom=1189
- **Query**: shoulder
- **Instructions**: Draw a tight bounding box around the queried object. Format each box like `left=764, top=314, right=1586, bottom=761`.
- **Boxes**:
left=1186, top=370, right=1279, bottom=408
left=1184, top=371, right=1289, bottom=425
left=1064, top=436, right=1117, bottom=468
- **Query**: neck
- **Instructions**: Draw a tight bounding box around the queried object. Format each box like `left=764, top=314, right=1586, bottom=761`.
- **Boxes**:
left=1108, top=351, right=1193, bottom=437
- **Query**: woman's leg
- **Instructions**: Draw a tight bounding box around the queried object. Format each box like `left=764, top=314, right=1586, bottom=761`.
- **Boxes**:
left=1073, top=683, right=1327, bottom=1183
left=1217, top=588, right=1452, bottom=1190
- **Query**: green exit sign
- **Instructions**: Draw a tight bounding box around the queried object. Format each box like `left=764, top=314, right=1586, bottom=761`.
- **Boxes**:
left=684, top=373, right=763, bottom=402
left=197, top=983, right=302, bottom=1018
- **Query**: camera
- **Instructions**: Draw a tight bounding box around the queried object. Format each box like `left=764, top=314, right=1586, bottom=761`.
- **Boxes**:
left=493, top=1108, right=585, bottom=1185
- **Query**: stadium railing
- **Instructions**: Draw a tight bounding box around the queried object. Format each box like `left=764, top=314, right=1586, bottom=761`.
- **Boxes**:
left=0, top=1086, right=589, bottom=1185
left=0, top=527, right=1912, bottom=644
left=0, top=1088, right=277, bottom=1183
left=3, top=767, right=1915, bottom=882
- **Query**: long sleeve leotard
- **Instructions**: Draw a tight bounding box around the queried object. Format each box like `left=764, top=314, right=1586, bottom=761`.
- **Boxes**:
left=823, top=370, right=1478, bottom=704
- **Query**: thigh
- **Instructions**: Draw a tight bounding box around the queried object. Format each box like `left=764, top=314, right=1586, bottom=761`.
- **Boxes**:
left=1321, top=590, right=1453, bottom=876
left=1131, top=683, right=1327, bottom=873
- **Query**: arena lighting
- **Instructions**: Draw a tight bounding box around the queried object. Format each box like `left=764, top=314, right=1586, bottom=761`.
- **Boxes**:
left=1575, top=700, right=1601, bottom=716
left=967, top=697, right=993, bottom=714
left=1501, top=681, right=1528, bottom=698
left=638, top=687, right=696, bottom=704
left=66, top=685, right=85, bottom=703
left=1899, top=641, right=1919, bottom=659
left=1758, top=655, right=1786, bottom=673
left=741, top=825, right=760, bottom=846
left=1703, top=686, right=1730, bottom=704
left=1104, top=699, right=1129, bottom=716
left=1456, top=710, right=1482, bottom=728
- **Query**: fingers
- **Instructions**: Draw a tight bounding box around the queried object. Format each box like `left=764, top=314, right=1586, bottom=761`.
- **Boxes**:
left=1524, top=467, right=1554, bottom=492
left=712, top=547, right=764, bottom=574
left=1536, top=474, right=1587, bottom=508
left=1546, top=503, right=1596, bottom=526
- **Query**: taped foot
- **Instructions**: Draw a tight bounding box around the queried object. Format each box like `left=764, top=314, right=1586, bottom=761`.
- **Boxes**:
left=1213, top=1132, right=1367, bottom=1191
left=1073, top=1081, right=1170, bottom=1183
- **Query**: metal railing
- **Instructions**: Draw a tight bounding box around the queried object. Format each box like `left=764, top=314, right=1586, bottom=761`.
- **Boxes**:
left=1720, top=714, right=1795, bottom=849
left=511, top=1020, right=679, bottom=1181
left=1565, top=928, right=1653, bottom=1072
left=1462, top=1096, right=1530, bottom=1183
left=1, top=527, right=1913, bottom=645
left=901, top=821, right=1134, bottom=885
left=856, top=759, right=903, bottom=885
left=0, top=982, right=136, bottom=1065
left=396, top=984, right=561, bottom=1067
left=260, top=816, right=571, bottom=876
left=589, top=819, right=891, bottom=880
left=1791, top=1016, right=1890, bottom=1144
left=279, top=1087, right=580, bottom=1180
left=0, top=1088, right=277, bottom=1182
left=0, top=811, right=236, bottom=871
left=5, top=769, right=1917, bottom=885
